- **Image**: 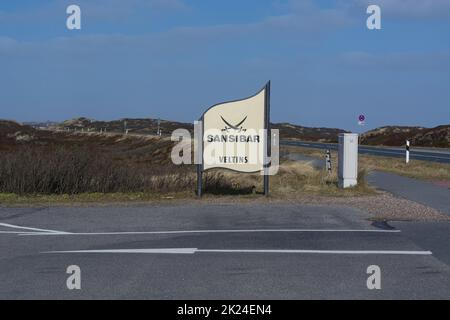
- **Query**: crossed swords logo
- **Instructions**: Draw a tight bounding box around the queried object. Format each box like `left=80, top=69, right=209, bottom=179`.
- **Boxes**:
left=220, top=116, right=247, bottom=133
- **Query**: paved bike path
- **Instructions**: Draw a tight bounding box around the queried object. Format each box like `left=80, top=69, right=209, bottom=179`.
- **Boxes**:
left=368, top=171, right=450, bottom=215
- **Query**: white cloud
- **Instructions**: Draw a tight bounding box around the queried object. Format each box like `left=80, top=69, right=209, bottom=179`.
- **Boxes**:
left=78, top=0, right=188, bottom=19
left=0, top=0, right=188, bottom=25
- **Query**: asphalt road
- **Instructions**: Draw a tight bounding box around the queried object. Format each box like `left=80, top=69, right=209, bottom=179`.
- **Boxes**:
left=1, top=204, right=449, bottom=299
left=282, top=140, right=450, bottom=164
left=368, top=171, right=450, bottom=215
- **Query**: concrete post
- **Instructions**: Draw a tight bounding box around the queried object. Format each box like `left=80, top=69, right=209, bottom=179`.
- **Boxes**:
left=338, top=133, right=359, bottom=188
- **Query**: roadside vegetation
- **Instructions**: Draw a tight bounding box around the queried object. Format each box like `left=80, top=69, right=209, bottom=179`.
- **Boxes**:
left=0, top=145, right=194, bottom=194
left=0, top=132, right=375, bottom=204
left=208, top=161, right=373, bottom=197
left=282, top=146, right=450, bottom=182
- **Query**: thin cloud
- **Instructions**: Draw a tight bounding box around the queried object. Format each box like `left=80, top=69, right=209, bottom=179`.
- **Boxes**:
left=0, top=0, right=188, bottom=25
left=341, top=51, right=450, bottom=71
left=79, top=0, right=189, bottom=19
left=0, top=0, right=356, bottom=58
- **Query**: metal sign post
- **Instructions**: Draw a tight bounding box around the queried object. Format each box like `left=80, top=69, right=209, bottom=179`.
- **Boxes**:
left=196, top=119, right=204, bottom=198
left=197, top=164, right=203, bottom=197
left=263, top=81, right=271, bottom=196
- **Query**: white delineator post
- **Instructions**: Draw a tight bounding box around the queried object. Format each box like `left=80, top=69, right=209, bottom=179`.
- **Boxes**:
left=338, top=133, right=359, bottom=188
left=326, top=149, right=332, bottom=174
left=406, top=140, right=410, bottom=164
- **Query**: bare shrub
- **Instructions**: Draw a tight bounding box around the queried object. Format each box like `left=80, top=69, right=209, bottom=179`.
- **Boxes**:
left=0, top=145, right=196, bottom=194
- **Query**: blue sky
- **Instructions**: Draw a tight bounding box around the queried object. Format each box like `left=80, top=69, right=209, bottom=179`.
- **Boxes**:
left=0, top=0, right=449, bottom=131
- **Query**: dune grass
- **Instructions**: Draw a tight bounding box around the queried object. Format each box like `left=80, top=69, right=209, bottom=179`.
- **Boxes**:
left=206, top=160, right=374, bottom=198
left=0, top=133, right=376, bottom=205
left=281, top=145, right=450, bottom=182
left=0, top=160, right=374, bottom=205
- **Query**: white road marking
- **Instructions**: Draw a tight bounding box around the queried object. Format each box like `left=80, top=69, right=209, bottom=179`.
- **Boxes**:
left=0, top=231, right=32, bottom=234
left=46, top=248, right=198, bottom=254
left=0, top=223, right=69, bottom=234
left=197, top=249, right=433, bottom=255
left=20, top=228, right=401, bottom=236
left=44, top=248, right=432, bottom=256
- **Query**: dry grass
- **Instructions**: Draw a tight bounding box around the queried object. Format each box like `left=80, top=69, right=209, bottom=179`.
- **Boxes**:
left=203, top=160, right=374, bottom=198
left=281, top=145, right=450, bottom=182
left=0, top=132, right=375, bottom=204
left=0, top=155, right=373, bottom=205
left=359, top=155, right=450, bottom=181
left=0, top=191, right=193, bottom=206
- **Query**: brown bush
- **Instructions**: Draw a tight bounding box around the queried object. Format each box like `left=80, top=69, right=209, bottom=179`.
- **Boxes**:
left=0, top=145, right=196, bottom=195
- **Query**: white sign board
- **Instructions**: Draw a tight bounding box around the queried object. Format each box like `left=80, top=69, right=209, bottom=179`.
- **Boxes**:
left=201, top=83, right=269, bottom=173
